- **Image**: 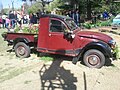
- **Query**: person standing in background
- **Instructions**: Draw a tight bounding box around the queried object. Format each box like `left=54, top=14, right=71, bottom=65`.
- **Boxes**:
left=17, top=13, right=22, bottom=29
left=9, top=11, right=15, bottom=29
left=14, top=11, right=18, bottom=25
left=2, top=14, right=6, bottom=28
left=23, top=15, right=28, bottom=24
left=0, top=16, right=2, bottom=28
left=72, top=10, right=75, bottom=20
left=75, top=10, right=80, bottom=26
left=103, top=10, right=109, bottom=20
left=68, top=10, right=72, bottom=18
left=5, top=16, right=10, bottom=32
left=91, top=11, right=97, bottom=24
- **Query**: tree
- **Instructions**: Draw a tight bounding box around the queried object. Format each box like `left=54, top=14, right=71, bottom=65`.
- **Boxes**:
left=28, top=1, right=43, bottom=13
left=1, top=8, right=9, bottom=14
left=45, top=0, right=63, bottom=12
left=21, top=0, right=36, bottom=1
left=22, top=0, right=120, bottom=18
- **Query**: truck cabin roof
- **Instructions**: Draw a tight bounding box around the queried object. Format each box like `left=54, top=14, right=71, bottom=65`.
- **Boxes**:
left=40, top=14, right=72, bottom=21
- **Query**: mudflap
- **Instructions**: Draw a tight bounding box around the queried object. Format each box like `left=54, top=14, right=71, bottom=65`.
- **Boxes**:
left=72, top=56, right=79, bottom=64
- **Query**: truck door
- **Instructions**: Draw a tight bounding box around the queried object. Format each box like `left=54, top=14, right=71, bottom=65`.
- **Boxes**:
left=48, top=18, right=74, bottom=56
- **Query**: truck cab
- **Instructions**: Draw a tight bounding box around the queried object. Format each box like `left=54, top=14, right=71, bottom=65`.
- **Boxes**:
left=2, top=14, right=116, bottom=68
left=36, top=14, right=116, bottom=68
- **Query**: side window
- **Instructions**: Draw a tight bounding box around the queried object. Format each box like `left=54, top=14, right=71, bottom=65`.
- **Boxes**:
left=50, top=19, right=66, bottom=32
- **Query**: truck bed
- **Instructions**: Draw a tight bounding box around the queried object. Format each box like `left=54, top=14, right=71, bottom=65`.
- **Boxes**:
left=2, top=32, right=38, bottom=45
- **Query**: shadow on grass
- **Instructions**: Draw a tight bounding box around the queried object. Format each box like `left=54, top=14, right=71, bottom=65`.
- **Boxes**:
left=7, top=49, right=13, bottom=53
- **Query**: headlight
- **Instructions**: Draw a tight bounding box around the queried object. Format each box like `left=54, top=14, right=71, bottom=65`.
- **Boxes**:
left=109, top=40, right=116, bottom=45
left=108, top=40, right=116, bottom=48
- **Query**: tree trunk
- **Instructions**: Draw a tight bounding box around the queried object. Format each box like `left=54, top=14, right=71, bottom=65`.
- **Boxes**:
left=87, top=0, right=91, bottom=20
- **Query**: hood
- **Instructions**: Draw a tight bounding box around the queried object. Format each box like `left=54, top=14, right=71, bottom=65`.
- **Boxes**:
left=76, top=30, right=112, bottom=43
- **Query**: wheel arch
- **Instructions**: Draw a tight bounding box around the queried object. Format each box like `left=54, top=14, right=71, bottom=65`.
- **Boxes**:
left=80, top=41, right=112, bottom=58
left=13, top=38, right=30, bottom=47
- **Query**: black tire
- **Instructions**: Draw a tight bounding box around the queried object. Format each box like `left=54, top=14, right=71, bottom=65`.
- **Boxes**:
left=83, top=49, right=105, bottom=68
left=14, top=42, right=30, bottom=58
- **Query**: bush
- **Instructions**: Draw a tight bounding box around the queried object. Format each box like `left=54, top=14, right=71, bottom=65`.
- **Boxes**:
left=113, top=45, right=120, bottom=60
left=14, top=24, right=38, bottom=34
left=83, top=17, right=114, bottom=29
left=83, top=23, right=92, bottom=29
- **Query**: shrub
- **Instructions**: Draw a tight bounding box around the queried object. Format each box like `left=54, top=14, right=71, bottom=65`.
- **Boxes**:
left=14, top=24, right=38, bottom=34
left=113, top=45, right=120, bottom=60
left=82, top=17, right=114, bottom=29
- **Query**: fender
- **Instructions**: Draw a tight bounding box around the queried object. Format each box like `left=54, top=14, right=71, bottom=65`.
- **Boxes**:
left=13, top=38, right=30, bottom=45
left=81, top=41, right=112, bottom=58
left=72, top=41, right=112, bottom=64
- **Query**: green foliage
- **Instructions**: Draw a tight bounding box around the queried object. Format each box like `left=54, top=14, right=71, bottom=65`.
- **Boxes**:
left=22, top=27, right=30, bottom=33
left=114, top=45, right=120, bottom=59
left=14, top=25, right=20, bottom=33
left=83, top=17, right=114, bottom=29
left=2, top=8, right=9, bottom=14
left=28, top=2, right=43, bottom=14
left=83, top=23, right=92, bottom=29
left=14, top=25, right=38, bottom=34
left=41, top=56, right=54, bottom=61
left=49, top=0, right=120, bottom=16
left=45, top=0, right=64, bottom=12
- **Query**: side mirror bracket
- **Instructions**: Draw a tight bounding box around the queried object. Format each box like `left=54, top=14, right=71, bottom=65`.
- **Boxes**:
left=64, top=30, right=75, bottom=39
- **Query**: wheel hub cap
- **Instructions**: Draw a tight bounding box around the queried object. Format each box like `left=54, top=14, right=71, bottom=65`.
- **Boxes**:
left=87, top=55, right=100, bottom=66
left=18, top=47, right=26, bottom=55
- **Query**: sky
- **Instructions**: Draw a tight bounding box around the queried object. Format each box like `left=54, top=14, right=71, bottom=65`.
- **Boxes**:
left=1, top=0, right=23, bottom=9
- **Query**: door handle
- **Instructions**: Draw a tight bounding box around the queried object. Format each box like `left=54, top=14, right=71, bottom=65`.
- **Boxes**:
left=49, top=34, right=52, bottom=37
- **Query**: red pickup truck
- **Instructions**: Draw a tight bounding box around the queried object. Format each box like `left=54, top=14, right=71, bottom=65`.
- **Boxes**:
left=2, top=14, right=116, bottom=68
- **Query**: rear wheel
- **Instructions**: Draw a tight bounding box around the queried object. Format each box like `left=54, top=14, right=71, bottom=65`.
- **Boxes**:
left=14, top=42, right=30, bottom=58
left=83, top=49, right=105, bottom=68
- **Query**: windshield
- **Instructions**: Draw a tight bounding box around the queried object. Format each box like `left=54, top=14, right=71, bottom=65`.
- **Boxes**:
left=65, top=19, right=78, bottom=31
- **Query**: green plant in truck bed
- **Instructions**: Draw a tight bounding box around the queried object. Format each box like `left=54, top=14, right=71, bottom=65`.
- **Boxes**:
left=14, top=24, right=38, bottom=34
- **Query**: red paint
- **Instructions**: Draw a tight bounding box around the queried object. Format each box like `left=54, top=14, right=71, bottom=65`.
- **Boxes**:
left=6, top=33, right=37, bottom=42
left=3, top=14, right=114, bottom=57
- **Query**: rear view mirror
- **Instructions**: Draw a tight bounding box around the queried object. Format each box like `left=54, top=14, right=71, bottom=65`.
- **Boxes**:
left=64, top=29, right=75, bottom=39
left=64, top=29, right=73, bottom=34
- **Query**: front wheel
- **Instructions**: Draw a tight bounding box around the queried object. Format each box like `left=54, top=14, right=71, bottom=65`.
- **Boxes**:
left=83, top=49, right=105, bottom=68
left=14, top=42, right=30, bottom=58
